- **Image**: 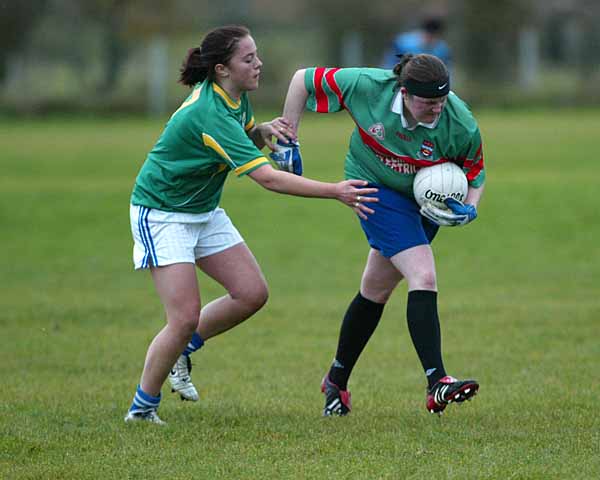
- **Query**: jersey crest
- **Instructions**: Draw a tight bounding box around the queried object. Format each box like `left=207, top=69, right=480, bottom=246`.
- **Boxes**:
left=368, top=123, right=385, bottom=140
left=419, top=140, right=435, bottom=159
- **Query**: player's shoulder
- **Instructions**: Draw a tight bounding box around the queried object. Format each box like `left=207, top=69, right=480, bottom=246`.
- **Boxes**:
left=321, top=66, right=392, bottom=80
left=191, top=82, right=245, bottom=122
left=335, top=68, right=395, bottom=102
left=351, top=67, right=396, bottom=87
left=168, top=83, right=234, bottom=139
left=445, top=91, right=479, bottom=133
left=311, top=67, right=395, bottom=95
left=172, top=82, right=211, bottom=119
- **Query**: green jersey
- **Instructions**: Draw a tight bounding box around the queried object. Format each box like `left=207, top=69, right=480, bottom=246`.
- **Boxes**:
left=131, top=80, right=269, bottom=213
left=304, top=67, right=485, bottom=197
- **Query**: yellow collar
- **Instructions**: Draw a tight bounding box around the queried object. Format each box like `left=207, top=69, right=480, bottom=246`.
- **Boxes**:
left=212, top=83, right=241, bottom=109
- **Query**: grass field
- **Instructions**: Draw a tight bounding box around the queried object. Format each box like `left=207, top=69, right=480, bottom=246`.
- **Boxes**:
left=1, top=110, right=599, bottom=479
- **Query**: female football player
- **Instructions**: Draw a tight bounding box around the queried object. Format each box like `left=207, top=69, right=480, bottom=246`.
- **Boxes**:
left=125, top=25, right=378, bottom=424
left=279, top=54, right=485, bottom=416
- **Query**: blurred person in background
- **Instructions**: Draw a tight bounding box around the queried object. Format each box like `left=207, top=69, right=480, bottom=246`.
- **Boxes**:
left=279, top=53, right=485, bottom=417
left=124, top=25, right=378, bottom=424
left=381, top=16, right=451, bottom=72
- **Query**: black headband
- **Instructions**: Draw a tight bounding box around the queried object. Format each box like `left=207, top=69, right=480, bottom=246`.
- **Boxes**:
left=403, top=77, right=450, bottom=98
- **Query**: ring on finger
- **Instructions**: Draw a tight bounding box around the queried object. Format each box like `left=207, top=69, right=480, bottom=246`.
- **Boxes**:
left=354, top=202, right=360, bottom=207
left=357, top=195, right=362, bottom=202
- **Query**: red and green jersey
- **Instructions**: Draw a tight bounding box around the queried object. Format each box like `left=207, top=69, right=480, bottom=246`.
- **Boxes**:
left=131, top=80, right=269, bottom=213
left=304, top=67, right=485, bottom=197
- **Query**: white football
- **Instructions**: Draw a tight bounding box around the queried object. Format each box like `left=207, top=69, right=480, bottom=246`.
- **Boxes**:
left=413, top=163, right=468, bottom=209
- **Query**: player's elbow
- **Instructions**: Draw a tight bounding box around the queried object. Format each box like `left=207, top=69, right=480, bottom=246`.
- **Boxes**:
left=249, top=165, right=284, bottom=193
left=258, top=176, right=280, bottom=193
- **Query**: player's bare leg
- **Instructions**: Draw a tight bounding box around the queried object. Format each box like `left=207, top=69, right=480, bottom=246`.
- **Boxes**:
left=142, top=263, right=201, bottom=396
left=126, top=262, right=200, bottom=423
left=360, top=249, right=405, bottom=303
left=167, top=243, right=268, bottom=402
left=195, top=242, right=268, bottom=339
left=389, top=244, right=437, bottom=292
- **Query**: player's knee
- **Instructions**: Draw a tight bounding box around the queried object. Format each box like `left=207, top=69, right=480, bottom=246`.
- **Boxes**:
left=181, top=316, right=200, bottom=337
left=169, top=302, right=200, bottom=335
left=412, top=271, right=437, bottom=291
left=361, top=274, right=399, bottom=303
left=239, top=280, right=269, bottom=314
left=361, top=286, right=394, bottom=304
left=247, top=282, right=269, bottom=313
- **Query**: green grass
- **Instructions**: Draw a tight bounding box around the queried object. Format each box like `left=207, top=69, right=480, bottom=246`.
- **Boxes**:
left=1, top=110, right=599, bottom=479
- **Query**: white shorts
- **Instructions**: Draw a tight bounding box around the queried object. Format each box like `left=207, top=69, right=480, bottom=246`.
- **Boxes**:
left=130, top=204, right=244, bottom=269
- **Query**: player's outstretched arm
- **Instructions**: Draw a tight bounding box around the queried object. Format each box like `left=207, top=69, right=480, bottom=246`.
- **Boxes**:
left=282, top=69, right=309, bottom=135
left=248, top=164, right=378, bottom=220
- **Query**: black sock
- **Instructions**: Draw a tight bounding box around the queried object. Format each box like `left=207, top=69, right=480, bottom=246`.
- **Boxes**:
left=406, top=290, right=446, bottom=388
left=329, top=292, right=385, bottom=390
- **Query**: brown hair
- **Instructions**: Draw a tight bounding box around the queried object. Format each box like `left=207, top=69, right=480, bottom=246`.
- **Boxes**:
left=179, top=25, right=250, bottom=87
left=393, top=53, right=448, bottom=87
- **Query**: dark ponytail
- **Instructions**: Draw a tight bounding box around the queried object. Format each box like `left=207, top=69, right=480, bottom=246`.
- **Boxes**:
left=179, top=47, right=209, bottom=86
left=393, top=53, right=414, bottom=78
left=179, top=25, right=251, bottom=87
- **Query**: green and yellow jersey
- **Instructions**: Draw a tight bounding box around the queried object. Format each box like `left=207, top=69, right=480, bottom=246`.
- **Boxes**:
left=131, top=80, right=269, bottom=213
left=304, top=67, right=485, bottom=197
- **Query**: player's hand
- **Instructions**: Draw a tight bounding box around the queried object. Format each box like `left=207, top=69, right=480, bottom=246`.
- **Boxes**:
left=444, top=198, right=478, bottom=225
left=257, top=117, right=295, bottom=150
left=420, top=199, right=477, bottom=227
left=335, top=180, right=378, bottom=220
left=269, top=139, right=303, bottom=176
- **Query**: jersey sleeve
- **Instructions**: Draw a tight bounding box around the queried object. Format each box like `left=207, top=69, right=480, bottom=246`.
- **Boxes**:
left=460, top=128, right=485, bottom=188
left=304, top=67, right=362, bottom=113
left=202, top=113, right=269, bottom=178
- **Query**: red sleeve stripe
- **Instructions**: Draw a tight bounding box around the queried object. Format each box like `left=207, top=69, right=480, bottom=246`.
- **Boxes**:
left=324, top=68, right=344, bottom=109
left=466, top=159, right=484, bottom=181
left=357, top=126, right=448, bottom=167
left=314, top=67, right=328, bottom=113
left=463, top=145, right=484, bottom=181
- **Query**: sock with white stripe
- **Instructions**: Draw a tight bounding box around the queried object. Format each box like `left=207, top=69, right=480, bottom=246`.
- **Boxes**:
left=329, top=292, right=385, bottom=390
left=406, top=290, right=446, bottom=389
left=128, top=385, right=161, bottom=414
left=182, top=332, right=204, bottom=356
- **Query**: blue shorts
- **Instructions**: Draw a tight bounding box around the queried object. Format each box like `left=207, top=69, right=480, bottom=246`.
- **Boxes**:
left=359, top=184, right=439, bottom=258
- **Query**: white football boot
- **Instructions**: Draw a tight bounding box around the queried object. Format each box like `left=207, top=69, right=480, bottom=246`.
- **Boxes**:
left=124, top=410, right=166, bottom=425
left=168, top=354, right=199, bottom=401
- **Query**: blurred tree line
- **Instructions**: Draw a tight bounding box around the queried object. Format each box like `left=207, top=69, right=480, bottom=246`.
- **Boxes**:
left=1, top=0, right=599, bottom=114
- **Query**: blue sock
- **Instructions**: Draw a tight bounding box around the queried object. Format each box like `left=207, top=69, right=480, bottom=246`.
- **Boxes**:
left=182, top=332, right=204, bottom=356
left=129, top=385, right=161, bottom=413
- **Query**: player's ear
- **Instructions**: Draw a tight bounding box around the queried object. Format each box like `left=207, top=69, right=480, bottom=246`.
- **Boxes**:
left=215, top=63, right=229, bottom=79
